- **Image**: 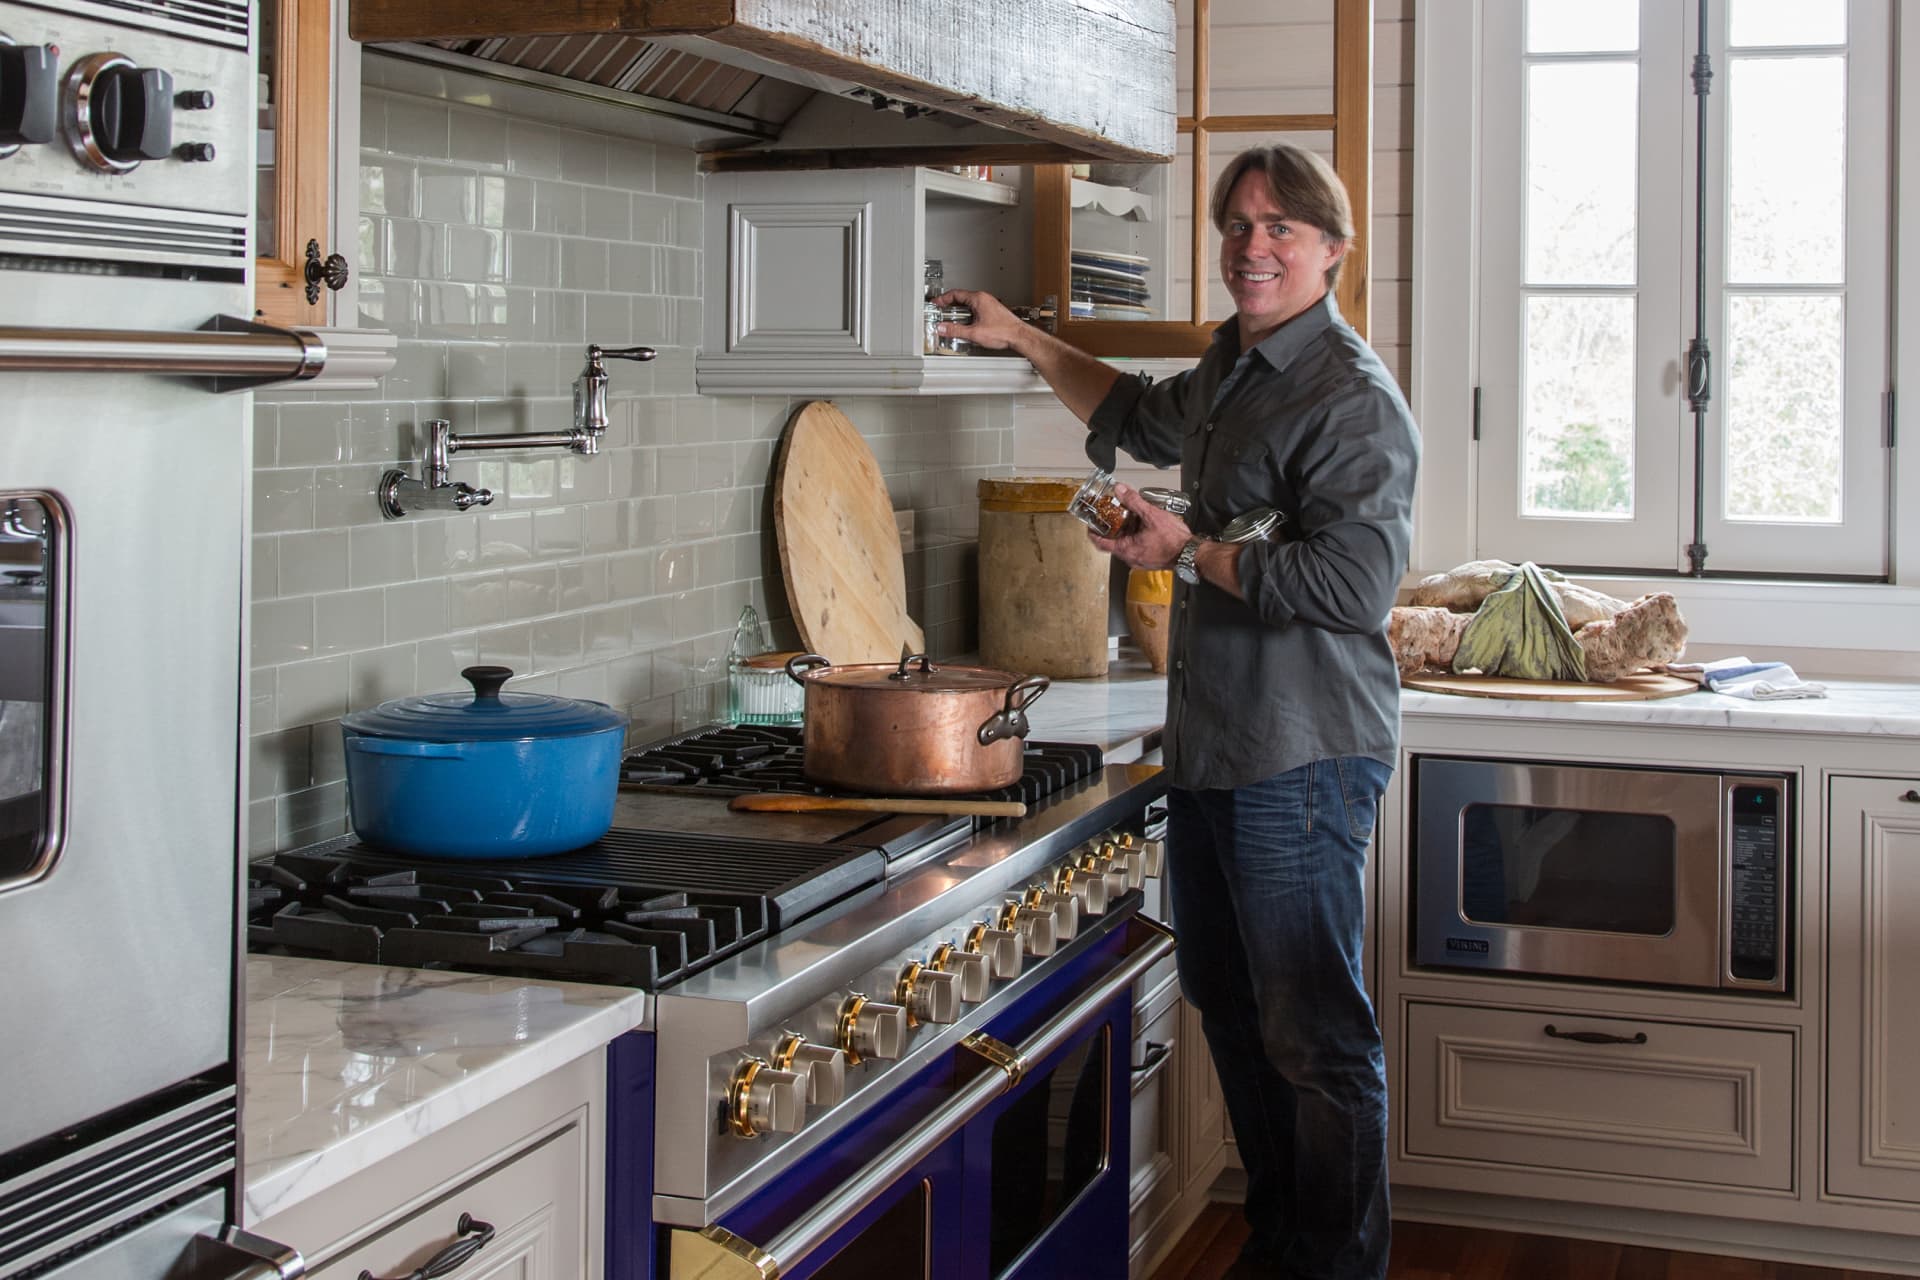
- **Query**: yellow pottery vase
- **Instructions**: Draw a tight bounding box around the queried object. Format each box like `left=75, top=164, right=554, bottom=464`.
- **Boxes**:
left=1125, top=569, right=1173, bottom=673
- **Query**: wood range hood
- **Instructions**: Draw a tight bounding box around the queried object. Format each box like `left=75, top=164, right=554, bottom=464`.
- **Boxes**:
left=351, top=0, right=1176, bottom=172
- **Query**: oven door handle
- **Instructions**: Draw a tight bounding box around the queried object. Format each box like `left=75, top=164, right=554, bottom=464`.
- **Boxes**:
left=669, top=914, right=1176, bottom=1280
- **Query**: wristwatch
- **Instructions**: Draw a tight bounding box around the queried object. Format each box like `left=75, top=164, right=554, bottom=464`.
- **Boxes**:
left=1174, top=537, right=1205, bottom=585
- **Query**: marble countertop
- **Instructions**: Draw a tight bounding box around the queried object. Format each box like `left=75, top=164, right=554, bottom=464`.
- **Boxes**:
left=1401, top=678, right=1920, bottom=737
left=1020, top=646, right=1169, bottom=760
left=242, top=955, right=646, bottom=1225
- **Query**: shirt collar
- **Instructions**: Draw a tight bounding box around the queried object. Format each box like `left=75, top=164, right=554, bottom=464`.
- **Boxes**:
left=1211, top=291, right=1342, bottom=374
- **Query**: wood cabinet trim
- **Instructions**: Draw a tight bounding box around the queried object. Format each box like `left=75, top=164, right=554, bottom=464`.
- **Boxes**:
left=255, top=0, right=334, bottom=327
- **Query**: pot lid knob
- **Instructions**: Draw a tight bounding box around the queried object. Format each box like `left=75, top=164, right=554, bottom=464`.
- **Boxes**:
left=462, top=665, right=514, bottom=703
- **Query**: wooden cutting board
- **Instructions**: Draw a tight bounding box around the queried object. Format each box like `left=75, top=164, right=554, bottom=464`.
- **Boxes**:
left=1402, top=671, right=1698, bottom=701
left=772, top=401, right=925, bottom=665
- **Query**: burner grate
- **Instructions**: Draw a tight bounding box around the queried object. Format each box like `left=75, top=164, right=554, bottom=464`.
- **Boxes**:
left=247, top=827, right=886, bottom=989
left=620, top=725, right=1104, bottom=809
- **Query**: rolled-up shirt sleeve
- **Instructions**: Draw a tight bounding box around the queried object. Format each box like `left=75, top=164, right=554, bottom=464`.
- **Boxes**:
left=1234, top=377, right=1419, bottom=633
left=1085, top=372, right=1190, bottom=471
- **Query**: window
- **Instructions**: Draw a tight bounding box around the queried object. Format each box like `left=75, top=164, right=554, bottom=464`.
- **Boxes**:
left=1452, top=0, right=1890, bottom=578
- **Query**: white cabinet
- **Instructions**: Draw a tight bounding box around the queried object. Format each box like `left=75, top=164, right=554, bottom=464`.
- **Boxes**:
left=251, top=1051, right=604, bottom=1278
left=696, top=167, right=1049, bottom=396
left=1128, top=975, right=1183, bottom=1276
left=1403, top=1001, right=1796, bottom=1191
left=1826, top=775, right=1920, bottom=1203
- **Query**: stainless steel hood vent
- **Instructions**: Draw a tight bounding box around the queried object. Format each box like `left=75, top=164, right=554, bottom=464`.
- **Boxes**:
left=351, top=0, right=1175, bottom=172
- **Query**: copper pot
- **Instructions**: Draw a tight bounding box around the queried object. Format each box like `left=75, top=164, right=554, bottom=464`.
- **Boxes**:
left=785, top=653, right=1050, bottom=795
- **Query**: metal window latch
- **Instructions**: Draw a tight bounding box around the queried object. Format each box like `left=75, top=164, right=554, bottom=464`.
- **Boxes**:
left=378, top=342, right=655, bottom=519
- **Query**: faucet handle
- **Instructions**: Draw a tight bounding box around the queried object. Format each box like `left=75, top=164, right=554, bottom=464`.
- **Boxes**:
left=590, top=344, right=657, bottom=363
left=573, top=345, right=658, bottom=437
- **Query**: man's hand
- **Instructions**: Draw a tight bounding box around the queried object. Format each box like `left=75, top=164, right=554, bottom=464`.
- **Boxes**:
left=1089, top=482, right=1190, bottom=570
left=935, top=289, right=1033, bottom=356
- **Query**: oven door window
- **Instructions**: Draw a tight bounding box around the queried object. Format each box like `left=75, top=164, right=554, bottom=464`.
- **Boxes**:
left=812, top=1179, right=930, bottom=1279
left=988, top=1029, right=1108, bottom=1276
left=1460, top=803, right=1677, bottom=934
left=0, top=493, right=64, bottom=889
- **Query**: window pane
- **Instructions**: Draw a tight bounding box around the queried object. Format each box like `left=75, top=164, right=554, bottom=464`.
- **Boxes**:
left=1526, top=0, right=1637, bottom=54
left=1209, top=0, right=1333, bottom=116
left=1522, top=295, right=1635, bottom=518
left=1526, top=63, right=1637, bottom=286
left=1724, top=294, right=1843, bottom=522
left=1727, top=57, right=1845, bottom=284
left=1729, top=0, right=1845, bottom=48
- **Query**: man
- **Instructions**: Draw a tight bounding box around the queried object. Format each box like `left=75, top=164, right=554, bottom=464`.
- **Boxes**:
left=938, top=144, right=1419, bottom=1279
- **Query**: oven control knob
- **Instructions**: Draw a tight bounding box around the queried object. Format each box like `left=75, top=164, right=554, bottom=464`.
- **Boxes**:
left=837, top=994, right=909, bottom=1065
left=896, top=961, right=960, bottom=1026
left=772, top=1034, right=847, bottom=1107
left=929, top=942, right=992, bottom=1002
left=1054, top=865, right=1108, bottom=916
left=1108, top=834, right=1148, bottom=889
left=727, top=1057, right=807, bottom=1138
left=64, top=53, right=174, bottom=173
left=964, top=922, right=1023, bottom=980
left=1025, top=885, right=1078, bottom=942
left=1082, top=847, right=1130, bottom=901
left=1143, top=838, right=1165, bottom=879
left=998, top=900, right=1056, bottom=958
left=0, top=39, right=59, bottom=151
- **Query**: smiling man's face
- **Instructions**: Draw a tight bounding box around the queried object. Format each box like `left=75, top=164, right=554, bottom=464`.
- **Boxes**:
left=1218, top=168, right=1346, bottom=346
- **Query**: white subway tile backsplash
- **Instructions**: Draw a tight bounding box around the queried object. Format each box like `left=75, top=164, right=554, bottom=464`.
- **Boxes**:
left=248, top=88, right=1019, bottom=852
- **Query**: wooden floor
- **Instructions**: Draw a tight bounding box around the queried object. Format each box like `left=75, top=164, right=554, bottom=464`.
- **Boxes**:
left=1148, top=1204, right=1908, bottom=1280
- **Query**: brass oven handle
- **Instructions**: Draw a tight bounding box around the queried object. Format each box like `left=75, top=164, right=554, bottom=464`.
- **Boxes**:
left=669, top=915, right=1175, bottom=1280
left=1543, top=1023, right=1648, bottom=1047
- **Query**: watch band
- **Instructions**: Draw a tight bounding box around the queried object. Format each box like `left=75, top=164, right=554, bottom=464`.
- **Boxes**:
left=1175, top=537, right=1204, bottom=585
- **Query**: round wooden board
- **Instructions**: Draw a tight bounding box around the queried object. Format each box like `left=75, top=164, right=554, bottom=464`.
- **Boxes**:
left=771, top=401, right=925, bottom=665
left=1401, top=671, right=1698, bottom=701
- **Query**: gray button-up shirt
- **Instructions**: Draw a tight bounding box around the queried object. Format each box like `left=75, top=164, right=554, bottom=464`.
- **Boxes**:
left=1086, top=293, right=1420, bottom=791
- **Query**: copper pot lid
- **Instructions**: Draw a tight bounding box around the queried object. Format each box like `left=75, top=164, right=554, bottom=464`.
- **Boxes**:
left=786, top=653, right=1026, bottom=692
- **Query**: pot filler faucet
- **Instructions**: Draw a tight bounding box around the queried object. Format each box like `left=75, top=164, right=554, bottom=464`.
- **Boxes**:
left=378, top=343, right=656, bottom=518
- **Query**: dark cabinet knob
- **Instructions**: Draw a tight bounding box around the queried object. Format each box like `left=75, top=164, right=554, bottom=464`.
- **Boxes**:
left=91, top=64, right=175, bottom=162
left=174, top=88, right=215, bottom=110
left=0, top=41, right=59, bottom=148
left=303, top=239, right=350, bottom=304
left=173, top=141, right=216, bottom=162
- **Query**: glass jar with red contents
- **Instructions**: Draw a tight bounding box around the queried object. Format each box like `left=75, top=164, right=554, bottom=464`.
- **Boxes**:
left=1068, top=468, right=1133, bottom=538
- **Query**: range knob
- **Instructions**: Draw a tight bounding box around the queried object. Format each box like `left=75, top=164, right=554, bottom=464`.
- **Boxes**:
left=1053, top=865, right=1108, bottom=916
left=963, top=922, right=1023, bottom=980
left=1109, top=833, right=1148, bottom=888
left=1143, top=837, right=1165, bottom=879
left=64, top=52, right=173, bottom=172
left=1024, top=885, right=1078, bottom=942
left=895, top=961, right=961, bottom=1026
left=929, top=942, right=992, bottom=1001
left=771, top=1034, right=847, bottom=1107
left=1080, top=846, right=1129, bottom=900
left=997, top=899, right=1056, bottom=958
left=837, top=993, right=909, bottom=1065
left=0, top=38, right=59, bottom=153
left=727, top=1057, right=807, bottom=1138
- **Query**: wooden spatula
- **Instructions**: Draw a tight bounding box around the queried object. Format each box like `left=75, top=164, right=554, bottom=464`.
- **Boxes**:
left=728, top=793, right=1027, bottom=818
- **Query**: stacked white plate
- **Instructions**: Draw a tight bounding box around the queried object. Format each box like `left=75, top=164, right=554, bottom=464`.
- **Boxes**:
left=1070, top=248, right=1152, bottom=320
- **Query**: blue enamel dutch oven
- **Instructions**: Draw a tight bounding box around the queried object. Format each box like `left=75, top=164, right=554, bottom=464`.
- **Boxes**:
left=340, top=665, right=627, bottom=858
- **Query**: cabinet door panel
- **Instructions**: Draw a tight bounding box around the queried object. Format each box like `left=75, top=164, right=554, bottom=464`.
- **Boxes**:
left=307, top=1124, right=587, bottom=1280
left=1826, top=775, right=1920, bottom=1203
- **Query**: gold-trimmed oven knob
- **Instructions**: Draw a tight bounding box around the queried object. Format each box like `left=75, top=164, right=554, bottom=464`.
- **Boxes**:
left=837, top=993, right=909, bottom=1065
left=1054, top=864, right=1108, bottom=915
left=895, top=960, right=961, bottom=1026
left=1081, top=846, right=1130, bottom=900
left=771, top=1033, right=847, bottom=1107
left=930, top=941, right=992, bottom=1001
left=727, top=1057, right=807, bottom=1138
left=963, top=922, right=1023, bottom=980
left=1108, top=832, right=1148, bottom=888
left=997, top=899, right=1056, bottom=957
left=1024, top=884, right=1078, bottom=942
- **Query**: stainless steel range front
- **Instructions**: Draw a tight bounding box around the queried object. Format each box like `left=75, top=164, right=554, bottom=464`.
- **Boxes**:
left=0, top=1, right=320, bottom=1275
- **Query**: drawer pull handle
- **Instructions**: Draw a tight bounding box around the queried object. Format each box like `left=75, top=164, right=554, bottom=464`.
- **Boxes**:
left=1131, top=1040, right=1172, bottom=1074
left=1544, top=1023, right=1647, bottom=1046
left=358, top=1213, right=495, bottom=1280
left=1900, top=789, right=1920, bottom=803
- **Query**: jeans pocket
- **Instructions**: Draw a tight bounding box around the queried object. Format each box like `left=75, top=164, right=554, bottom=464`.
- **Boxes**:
left=1335, top=757, right=1391, bottom=844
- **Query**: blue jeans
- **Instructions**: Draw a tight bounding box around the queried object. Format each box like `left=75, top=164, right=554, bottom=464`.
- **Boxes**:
left=1166, top=758, right=1392, bottom=1279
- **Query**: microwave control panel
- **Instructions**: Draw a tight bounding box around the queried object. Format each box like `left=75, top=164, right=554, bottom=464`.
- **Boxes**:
left=1727, top=783, right=1782, bottom=983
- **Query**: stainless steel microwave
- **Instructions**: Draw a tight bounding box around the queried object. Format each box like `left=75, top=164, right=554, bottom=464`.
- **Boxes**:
left=1412, top=756, right=1790, bottom=994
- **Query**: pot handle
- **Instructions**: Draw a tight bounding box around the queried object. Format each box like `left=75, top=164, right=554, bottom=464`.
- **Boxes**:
left=351, top=737, right=466, bottom=758
left=976, top=675, right=1050, bottom=746
left=462, top=665, right=514, bottom=703
left=785, top=653, right=831, bottom=686
left=890, top=653, right=937, bottom=681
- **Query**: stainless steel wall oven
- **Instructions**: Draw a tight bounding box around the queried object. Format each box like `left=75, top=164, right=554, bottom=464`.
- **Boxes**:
left=1411, top=755, right=1791, bottom=995
left=1, top=1, right=319, bottom=1274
